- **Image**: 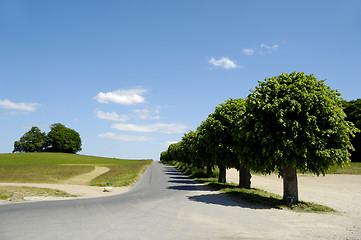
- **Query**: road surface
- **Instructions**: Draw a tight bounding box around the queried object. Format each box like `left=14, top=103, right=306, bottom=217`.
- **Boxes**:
left=1, top=162, right=358, bottom=239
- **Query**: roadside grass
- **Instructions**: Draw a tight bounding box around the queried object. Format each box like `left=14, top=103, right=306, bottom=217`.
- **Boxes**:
left=168, top=161, right=336, bottom=214
left=0, top=153, right=152, bottom=187
left=250, top=162, right=361, bottom=176
left=90, top=162, right=151, bottom=187
left=171, top=161, right=218, bottom=179
left=327, top=162, right=361, bottom=174
left=0, top=186, right=77, bottom=200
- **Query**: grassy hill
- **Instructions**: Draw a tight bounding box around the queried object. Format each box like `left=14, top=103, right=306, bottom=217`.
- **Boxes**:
left=0, top=152, right=152, bottom=187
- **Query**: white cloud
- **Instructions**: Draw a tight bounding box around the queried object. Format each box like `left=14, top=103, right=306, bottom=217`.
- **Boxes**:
left=112, top=123, right=188, bottom=134
left=260, top=43, right=279, bottom=50
left=98, top=132, right=152, bottom=141
left=94, top=87, right=147, bottom=105
left=94, top=109, right=129, bottom=122
left=133, top=109, right=150, bottom=120
left=133, top=108, right=161, bottom=120
left=0, top=99, right=40, bottom=112
left=242, top=48, right=255, bottom=56
left=208, top=57, right=239, bottom=69
left=95, top=106, right=161, bottom=123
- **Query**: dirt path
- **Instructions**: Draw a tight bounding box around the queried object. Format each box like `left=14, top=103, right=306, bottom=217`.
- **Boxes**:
left=61, top=166, right=110, bottom=185
left=0, top=182, right=130, bottom=200
left=0, top=166, right=130, bottom=204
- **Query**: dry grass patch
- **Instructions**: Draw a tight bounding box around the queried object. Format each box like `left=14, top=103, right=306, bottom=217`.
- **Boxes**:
left=0, top=186, right=77, bottom=200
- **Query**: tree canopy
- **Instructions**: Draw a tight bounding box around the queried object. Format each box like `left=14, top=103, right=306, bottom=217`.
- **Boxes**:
left=241, top=72, right=357, bottom=203
left=46, top=123, right=82, bottom=153
left=13, top=126, right=46, bottom=153
left=201, top=98, right=246, bottom=183
left=13, top=123, right=82, bottom=154
left=342, top=99, right=361, bottom=162
left=242, top=72, right=356, bottom=175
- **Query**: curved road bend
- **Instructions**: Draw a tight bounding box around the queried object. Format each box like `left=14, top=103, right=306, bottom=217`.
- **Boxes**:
left=0, top=162, right=337, bottom=239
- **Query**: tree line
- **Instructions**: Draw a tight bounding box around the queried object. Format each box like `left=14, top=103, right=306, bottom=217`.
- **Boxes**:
left=160, top=72, right=359, bottom=204
left=13, top=123, right=82, bottom=154
left=342, top=99, right=361, bottom=162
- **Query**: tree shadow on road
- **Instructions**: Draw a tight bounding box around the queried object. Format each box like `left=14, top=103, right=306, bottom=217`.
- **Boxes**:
left=167, top=177, right=214, bottom=192
left=168, top=176, right=189, bottom=180
left=188, top=180, right=283, bottom=210
left=163, top=165, right=281, bottom=210
left=166, top=173, right=188, bottom=177
left=167, top=176, right=211, bottom=191
left=188, top=192, right=281, bottom=210
left=168, top=179, right=195, bottom=184
left=167, top=185, right=206, bottom=191
left=163, top=166, right=180, bottom=173
left=187, top=193, right=270, bottom=209
left=188, top=193, right=242, bottom=207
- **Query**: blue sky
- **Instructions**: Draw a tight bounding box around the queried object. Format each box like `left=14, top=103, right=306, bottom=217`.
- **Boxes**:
left=1, top=0, right=360, bottom=160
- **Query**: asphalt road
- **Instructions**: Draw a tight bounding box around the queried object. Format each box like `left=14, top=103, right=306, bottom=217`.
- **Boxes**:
left=0, top=162, right=338, bottom=239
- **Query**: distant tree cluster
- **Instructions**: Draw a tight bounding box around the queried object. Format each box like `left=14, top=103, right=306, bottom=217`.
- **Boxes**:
left=161, top=72, right=358, bottom=204
left=13, top=123, right=82, bottom=154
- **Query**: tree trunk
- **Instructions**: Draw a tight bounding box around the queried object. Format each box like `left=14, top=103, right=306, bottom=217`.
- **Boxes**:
left=239, top=166, right=251, bottom=189
left=218, top=165, right=226, bottom=183
left=282, top=166, right=298, bottom=205
left=206, top=165, right=213, bottom=178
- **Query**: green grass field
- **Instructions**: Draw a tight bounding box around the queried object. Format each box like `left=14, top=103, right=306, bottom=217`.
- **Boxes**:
left=0, top=152, right=152, bottom=187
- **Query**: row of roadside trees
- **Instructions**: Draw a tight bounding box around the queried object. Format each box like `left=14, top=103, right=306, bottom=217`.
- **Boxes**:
left=13, top=123, right=82, bottom=154
left=342, top=99, right=361, bottom=162
left=160, top=72, right=359, bottom=204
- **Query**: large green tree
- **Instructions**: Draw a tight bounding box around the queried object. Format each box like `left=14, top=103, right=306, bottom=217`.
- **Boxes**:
left=203, top=98, right=249, bottom=185
left=181, top=130, right=202, bottom=167
left=46, top=123, right=82, bottom=153
left=241, top=72, right=357, bottom=204
left=195, top=123, right=215, bottom=178
left=13, top=126, right=46, bottom=153
left=161, top=142, right=184, bottom=163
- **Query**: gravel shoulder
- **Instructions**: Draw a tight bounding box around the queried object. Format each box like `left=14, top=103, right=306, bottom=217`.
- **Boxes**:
left=227, top=168, right=361, bottom=217
left=226, top=169, right=361, bottom=238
